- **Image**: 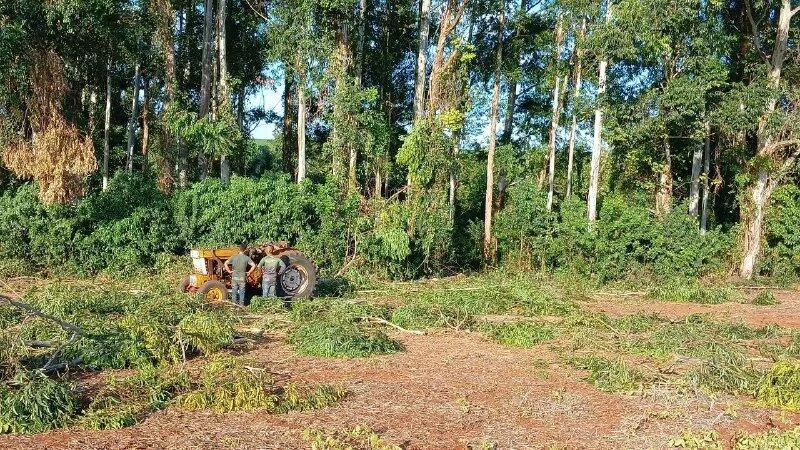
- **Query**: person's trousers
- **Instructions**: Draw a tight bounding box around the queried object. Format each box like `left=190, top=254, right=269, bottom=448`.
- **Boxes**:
left=232, top=280, right=247, bottom=305
left=262, top=279, right=277, bottom=297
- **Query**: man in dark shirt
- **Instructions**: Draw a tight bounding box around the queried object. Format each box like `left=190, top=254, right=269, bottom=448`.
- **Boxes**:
left=224, top=244, right=255, bottom=306
left=258, top=246, right=286, bottom=297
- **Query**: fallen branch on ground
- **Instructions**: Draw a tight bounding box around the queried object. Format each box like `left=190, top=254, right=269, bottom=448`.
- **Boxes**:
left=0, top=294, right=89, bottom=337
left=360, top=316, right=425, bottom=335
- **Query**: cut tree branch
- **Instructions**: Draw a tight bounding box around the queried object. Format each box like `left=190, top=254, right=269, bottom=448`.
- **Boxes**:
left=361, top=316, right=425, bottom=335
left=0, top=294, right=89, bottom=337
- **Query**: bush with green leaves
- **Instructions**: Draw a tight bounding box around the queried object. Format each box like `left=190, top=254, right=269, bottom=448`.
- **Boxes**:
left=764, top=184, right=800, bottom=280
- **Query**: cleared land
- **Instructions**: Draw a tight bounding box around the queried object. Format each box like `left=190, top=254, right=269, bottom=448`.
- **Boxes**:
left=1, top=274, right=799, bottom=449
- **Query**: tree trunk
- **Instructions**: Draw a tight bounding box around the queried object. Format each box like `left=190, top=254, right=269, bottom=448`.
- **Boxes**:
left=297, top=69, right=307, bottom=183
left=689, top=139, right=703, bottom=219
left=332, top=23, right=351, bottom=179
left=413, top=0, right=431, bottom=120
left=141, top=77, right=149, bottom=158
left=103, top=62, right=111, bottom=191
left=739, top=0, right=796, bottom=278
left=282, top=65, right=297, bottom=175
left=566, top=17, right=586, bottom=198
left=588, top=3, right=610, bottom=226
left=450, top=132, right=460, bottom=222
left=126, top=62, right=141, bottom=173
left=501, top=82, right=517, bottom=145
left=218, top=0, right=230, bottom=184
left=700, top=121, right=711, bottom=233
left=545, top=15, right=565, bottom=212
left=484, top=0, right=505, bottom=261
left=355, top=0, right=367, bottom=88
left=655, top=133, right=672, bottom=217
left=200, top=0, right=214, bottom=117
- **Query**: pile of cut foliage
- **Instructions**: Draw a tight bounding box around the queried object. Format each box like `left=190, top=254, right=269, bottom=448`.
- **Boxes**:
left=0, top=282, right=344, bottom=434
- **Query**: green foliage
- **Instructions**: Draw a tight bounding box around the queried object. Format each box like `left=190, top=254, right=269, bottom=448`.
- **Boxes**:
left=288, top=320, right=402, bottom=358
left=0, top=371, right=77, bottom=434
left=755, top=361, right=800, bottom=412
left=764, top=185, right=800, bottom=280
left=180, top=356, right=345, bottom=413
left=248, top=296, right=287, bottom=313
left=79, top=365, right=190, bottom=430
left=495, top=191, right=732, bottom=282
left=749, top=291, right=779, bottom=306
left=482, top=321, right=556, bottom=348
left=566, top=355, right=650, bottom=393
left=669, top=430, right=722, bottom=449
left=734, top=426, right=800, bottom=449
left=302, top=425, right=402, bottom=450
left=647, top=279, right=735, bottom=304
left=686, top=344, right=761, bottom=395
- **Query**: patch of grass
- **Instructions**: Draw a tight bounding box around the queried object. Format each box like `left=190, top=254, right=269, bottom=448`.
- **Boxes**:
left=289, top=321, right=402, bottom=358
left=647, top=279, right=735, bottom=304
left=670, top=427, right=800, bottom=449
left=390, top=303, right=442, bottom=330
left=686, top=344, right=761, bottom=396
left=180, top=356, right=345, bottom=413
left=749, top=290, right=779, bottom=306
left=611, top=313, right=667, bottom=333
left=248, top=296, right=287, bottom=313
left=669, top=430, right=722, bottom=449
left=734, top=426, right=800, bottom=449
left=566, top=355, right=650, bottom=393
left=481, top=321, right=556, bottom=348
left=511, top=290, right=577, bottom=317
left=0, top=371, right=77, bottom=434
left=755, top=360, right=800, bottom=412
left=302, top=425, right=401, bottom=450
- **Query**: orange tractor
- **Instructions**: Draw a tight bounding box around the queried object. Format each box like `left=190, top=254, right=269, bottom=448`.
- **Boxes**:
left=179, top=242, right=318, bottom=302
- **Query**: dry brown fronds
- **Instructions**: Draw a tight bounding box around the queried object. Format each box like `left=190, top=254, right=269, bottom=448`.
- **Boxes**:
left=1, top=51, right=97, bottom=204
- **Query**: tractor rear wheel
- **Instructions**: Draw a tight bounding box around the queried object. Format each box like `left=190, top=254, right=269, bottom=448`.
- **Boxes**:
left=277, top=251, right=318, bottom=299
left=198, top=280, right=229, bottom=303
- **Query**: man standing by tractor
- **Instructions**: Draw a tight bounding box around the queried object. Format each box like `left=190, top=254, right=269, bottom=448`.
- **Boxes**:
left=224, top=244, right=256, bottom=306
left=258, top=246, right=286, bottom=297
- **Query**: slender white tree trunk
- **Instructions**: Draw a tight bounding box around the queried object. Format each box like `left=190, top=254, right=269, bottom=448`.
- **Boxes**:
left=588, top=3, right=611, bottom=226
left=700, top=121, right=711, bottom=233
left=412, top=0, right=431, bottom=120
left=484, top=0, right=505, bottom=261
left=689, top=141, right=703, bottom=218
left=297, top=70, right=307, bottom=183
left=126, top=62, right=141, bottom=173
left=546, top=15, right=565, bottom=212
left=566, top=17, right=586, bottom=198
left=103, top=62, right=111, bottom=190
left=218, top=0, right=230, bottom=184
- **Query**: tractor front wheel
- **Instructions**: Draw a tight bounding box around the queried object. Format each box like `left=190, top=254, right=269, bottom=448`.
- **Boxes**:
left=198, top=280, right=229, bottom=303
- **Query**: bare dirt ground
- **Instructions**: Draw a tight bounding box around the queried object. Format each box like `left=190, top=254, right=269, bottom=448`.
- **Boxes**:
left=1, top=289, right=799, bottom=449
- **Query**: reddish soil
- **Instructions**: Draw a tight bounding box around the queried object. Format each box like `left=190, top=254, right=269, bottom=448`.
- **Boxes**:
left=585, top=289, right=800, bottom=328
left=1, top=290, right=799, bottom=449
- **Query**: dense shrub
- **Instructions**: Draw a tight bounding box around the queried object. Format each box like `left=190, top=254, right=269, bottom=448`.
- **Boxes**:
left=0, top=170, right=797, bottom=283
left=494, top=183, right=732, bottom=282
left=764, top=185, right=800, bottom=280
